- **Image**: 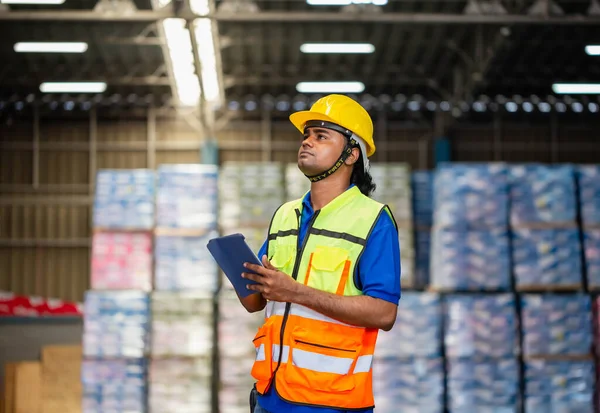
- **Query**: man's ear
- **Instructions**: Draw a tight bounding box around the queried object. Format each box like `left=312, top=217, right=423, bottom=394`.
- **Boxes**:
left=344, top=147, right=360, bottom=166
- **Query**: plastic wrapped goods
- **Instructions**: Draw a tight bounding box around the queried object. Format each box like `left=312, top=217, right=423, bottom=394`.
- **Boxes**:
left=524, top=359, right=595, bottom=413
left=412, top=171, right=434, bottom=228
left=372, top=356, right=444, bottom=413
left=521, top=294, right=592, bottom=357
left=584, top=230, right=600, bottom=289
left=285, top=162, right=310, bottom=201
left=93, top=169, right=155, bottom=230
left=433, top=163, right=508, bottom=230
left=154, top=232, right=219, bottom=292
left=509, top=164, right=577, bottom=226
left=156, top=164, right=218, bottom=230
left=414, top=230, right=431, bottom=288
left=151, top=292, right=214, bottom=358
left=91, top=231, right=153, bottom=291
left=83, top=291, right=150, bottom=358
left=370, top=163, right=413, bottom=223
left=149, top=358, right=212, bottom=413
left=430, top=229, right=510, bottom=291
left=444, top=294, right=518, bottom=359
left=512, top=228, right=582, bottom=288
left=376, top=292, right=442, bottom=358
left=82, top=358, right=148, bottom=413
left=578, top=165, right=600, bottom=227
left=446, top=358, right=519, bottom=413
left=218, top=289, right=264, bottom=359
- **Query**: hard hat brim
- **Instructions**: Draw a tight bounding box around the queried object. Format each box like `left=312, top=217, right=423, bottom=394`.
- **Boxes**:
left=289, top=111, right=339, bottom=135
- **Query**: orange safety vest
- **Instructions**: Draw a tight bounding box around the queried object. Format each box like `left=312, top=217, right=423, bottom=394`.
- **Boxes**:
left=250, top=186, right=397, bottom=410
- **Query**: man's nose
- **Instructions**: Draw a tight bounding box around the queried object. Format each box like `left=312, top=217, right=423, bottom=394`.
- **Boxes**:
left=302, top=136, right=315, bottom=147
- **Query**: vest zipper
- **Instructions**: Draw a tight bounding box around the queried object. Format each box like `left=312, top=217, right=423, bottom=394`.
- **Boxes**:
left=294, top=339, right=356, bottom=353
left=270, top=208, right=320, bottom=384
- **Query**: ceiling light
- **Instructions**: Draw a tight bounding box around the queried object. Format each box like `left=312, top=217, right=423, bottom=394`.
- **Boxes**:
left=300, top=43, right=375, bottom=54
left=40, top=82, right=107, bottom=93
left=1, top=0, right=65, bottom=3
left=14, top=42, right=88, bottom=53
left=296, top=81, right=365, bottom=94
left=194, top=18, right=222, bottom=103
left=585, top=45, right=600, bottom=56
left=307, top=0, right=387, bottom=5
left=552, top=83, right=600, bottom=94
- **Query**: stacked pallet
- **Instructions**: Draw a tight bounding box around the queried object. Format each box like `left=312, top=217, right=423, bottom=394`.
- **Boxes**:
left=218, top=162, right=285, bottom=413
left=411, top=171, right=434, bottom=288
left=444, top=294, right=520, bottom=412
left=578, top=165, right=600, bottom=289
left=521, top=294, right=594, bottom=412
left=84, top=169, right=155, bottom=413
left=430, top=163, right=511, bottom=291
left=373, top=292, right=444, bottom=413
left=509, top=164, right=582, bottom=290
left=370, top=163, right=415, bottom=288
left=151, top=164, right=219, bottom=413
left=285, top=162, right=310, bottom=201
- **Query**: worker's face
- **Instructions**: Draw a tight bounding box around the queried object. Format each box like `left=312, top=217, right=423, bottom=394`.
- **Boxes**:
left=298, top=126, right=355, bottom=176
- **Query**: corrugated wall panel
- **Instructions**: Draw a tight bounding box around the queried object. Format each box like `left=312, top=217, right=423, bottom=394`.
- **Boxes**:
left=157, top=120, right=201, bottom=141
left=0, top=248, right=9, bottom=290
left=98, top=121, right=147, bottom=142
left=40, top=151, right=89, bottom=185
left=272, top=151, right=298, bottom=163
left=156, top=150, right=200, bottom=165
left=0, top=150, right=33, bottom=184
left=97, top=151, right=147, bottom=169
left=41, top=121, right=89, bottom=142
left=0, top=122, right=32, bottom=142
left=0, top=205, right=11, bottom=237
left=502, top=125, right=552, bottom=163
left=454, top=127, right=495, bottom=162
left=220, top=150, right=262, bottom=162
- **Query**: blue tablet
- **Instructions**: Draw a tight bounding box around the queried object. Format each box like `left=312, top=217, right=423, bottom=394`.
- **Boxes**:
left=207, top=233, right=263, bottom=297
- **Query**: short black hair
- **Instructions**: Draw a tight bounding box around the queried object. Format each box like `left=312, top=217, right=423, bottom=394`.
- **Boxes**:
left=351, top=150, right=376, bottom=197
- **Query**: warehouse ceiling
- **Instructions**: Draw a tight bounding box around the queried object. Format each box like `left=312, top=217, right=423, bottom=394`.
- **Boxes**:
left=1, top=0, right=600, bottom=120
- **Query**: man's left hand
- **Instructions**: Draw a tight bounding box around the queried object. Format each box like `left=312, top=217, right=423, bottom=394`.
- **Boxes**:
left=242, top=255, right=300, bottom=302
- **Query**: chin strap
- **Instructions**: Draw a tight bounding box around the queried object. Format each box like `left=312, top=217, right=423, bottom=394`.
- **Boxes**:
left=304, top=138, right=359, bottom=183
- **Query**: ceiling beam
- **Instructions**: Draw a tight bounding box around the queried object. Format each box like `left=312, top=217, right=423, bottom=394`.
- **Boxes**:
left=1, top=10, right=600, bottom=24
left=223, top=75, right=434, bottom=89
left=3, top=76, right=171, bottom=86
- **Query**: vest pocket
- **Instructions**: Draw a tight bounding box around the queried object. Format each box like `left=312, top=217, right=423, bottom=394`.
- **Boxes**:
left=269, top=244, right=294, bottom=270
left=307, top=246, right=351, bottom=293
left=284, top=326, right=359, bottom=393
left=250, top=323, right=273, bottom=381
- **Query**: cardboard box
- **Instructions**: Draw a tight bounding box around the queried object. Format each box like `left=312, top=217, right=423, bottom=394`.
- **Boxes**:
left=3, top=361, right=42, bottom=413
left=41, top=345, right=82, bottom=413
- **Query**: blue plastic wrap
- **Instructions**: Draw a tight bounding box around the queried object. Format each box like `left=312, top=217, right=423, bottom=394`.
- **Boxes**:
left=577, top=165, right=600, bottom=227
left=521, top=294, right=592, bottom=357
left=447, top=358, right=519, bottom=413
left=93, top=169, right=155, bottom=229
left=444, top=294, right=518, bottom=358
left=154, top=232, right=219, bottom=292
left=512, top=228, right=582, bottom=287
left=83, top=291, right=150, bottom=358
left=156, top=164, right=219, bottom=229
left=509, top=164, right=577, bottom=226
left=81, top=358, right=148, bottom=413
left=433, top=163, right=508, bottom=230
left=524, top=359, right=595, bottom=413
left=430, top=229, right=511, bottom=290
left=372, top=357, right=444, bottom=413
left=414, top=230, right=431, bottom=288
left=584, top=229, right=600, bottom=288
left=412, top=171, right=434, bottom=228
left=376, top=292, right=442, bottom=358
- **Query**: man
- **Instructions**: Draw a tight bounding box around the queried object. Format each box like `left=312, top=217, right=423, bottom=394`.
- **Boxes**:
left=238, top=94, right=401, bottom=413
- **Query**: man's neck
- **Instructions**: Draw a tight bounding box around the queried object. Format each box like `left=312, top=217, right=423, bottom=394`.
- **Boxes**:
left=309, top=178, right=351, bottom=211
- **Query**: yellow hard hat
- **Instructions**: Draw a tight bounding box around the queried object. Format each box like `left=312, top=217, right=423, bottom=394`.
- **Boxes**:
left=289, top=94, right=375, bottom=157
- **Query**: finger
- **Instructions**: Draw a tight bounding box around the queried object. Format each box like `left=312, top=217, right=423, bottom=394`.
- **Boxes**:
left=242, top=272, right=266, bottom=283
left=262, top=255, right=277, bottom=270
left=244, top=262, right=275, bottom=277
left=246, top=284, right=264, bottom=292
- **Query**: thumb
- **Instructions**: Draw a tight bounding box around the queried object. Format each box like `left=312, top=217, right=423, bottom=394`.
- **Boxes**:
left=262, top=255, right=276, bottom=270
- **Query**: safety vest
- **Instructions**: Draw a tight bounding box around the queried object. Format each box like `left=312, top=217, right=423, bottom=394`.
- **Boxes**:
left=250, top=186, right=396, bottom=410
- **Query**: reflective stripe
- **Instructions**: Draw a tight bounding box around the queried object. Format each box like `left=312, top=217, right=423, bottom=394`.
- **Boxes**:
left=256, top=344, right=265, bottom=362
left=354, top=355, right=373, bottom=373
left=292, top=349, right=353, bottom=375
left=266, top=301, right=356, bottom=328
left=273, top=344, right=290, bottom=362
left=309, top=228, right=366, bottom=246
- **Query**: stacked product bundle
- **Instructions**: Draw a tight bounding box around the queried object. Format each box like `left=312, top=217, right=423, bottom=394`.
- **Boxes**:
left=149, top=292, right=214, bottom=413
left=85, top=168, right=157, bottom=413
left=430, top=163, right=511, bottom=291
left=218, top=289, right=265, bottom=413
left=509, top=164, right=582, bottom=289
left=82, top=291, right=150, bottom=412
left=370, top=163, right=415, bottom=288
left=578, top=165, right=600, bottom=289
left=151, top=164, right=220, bottom=413
left=521, top=294, right=594, bottom=413
left=373, top=292, right=444, bottom=413
left=285, top=162, right=310, bottom=201
left=411, top=171, right=434, bottom=288
left=444, top=294, right=520, bottom=413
